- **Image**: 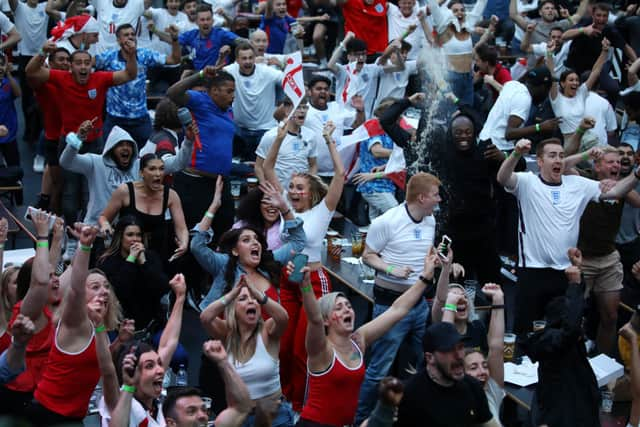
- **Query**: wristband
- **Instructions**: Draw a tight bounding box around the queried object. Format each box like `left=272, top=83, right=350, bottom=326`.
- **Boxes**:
left=535, top=123, right=541, bottom=133
left=66, top=132, right=83, bottom=150
left=219, top=295, right=228, bottom=306
left=80, top=244, right=92, bottom=253
left=385, top=265, right=395, bottom=274
left=121, top=384, right=136, bottom=393
left=418, top=275, right=430, bottom=285
left=126, top=254, right=137, bottom=263
left=199, top=69, right=205, bottom=79
left=205, top=211, right=215, bottom=219
left=95, top=325, right=106, bottom=333
left=491, top=304, right=505, bottom=310
left=453, top=96, right=459, bottom=104
left=36, top=241, right=49, bottom=248
left=301, top=285, right=313, bottom=293
left=38, top=48, right=46, bottom=57
left=581, top=152, right=590, bottom=161
left=259, top=293, right=269, bottom=305
left=576, top=127, right=586, bottom=135
left=443, top=303, right=457, bottom=312
left=281, top=208, right=291, bottom=217
left=579, top=27, right=584, bottom=34
left=338, top=42, right=345, bottom=51
left=510, top=151, right=521, bottom=159
left=375, top=172, right=384, bottom=179
left=546, top=50, right=553, bottom=58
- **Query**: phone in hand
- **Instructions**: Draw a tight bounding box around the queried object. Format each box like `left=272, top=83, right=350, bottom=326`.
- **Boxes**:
left=438, top=235, right=452, bottom=260
left=24, top=206, right=56, bottom=231
left=288, top=253, right=309, bottom=284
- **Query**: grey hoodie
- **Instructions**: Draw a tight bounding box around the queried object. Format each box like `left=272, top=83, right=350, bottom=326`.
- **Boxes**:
left=60, top=126, right=140, bottom=225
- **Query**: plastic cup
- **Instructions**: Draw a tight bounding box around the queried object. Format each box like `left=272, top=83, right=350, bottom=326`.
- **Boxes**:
left=601, top=390, right=613, bottom=413
left=247, top=177, right=258, bottom=190
left=533, top=320, right=546, bottom=332
left=351, top=232, right=364, bottom=258
left=503, top=333, right=516, bottom=362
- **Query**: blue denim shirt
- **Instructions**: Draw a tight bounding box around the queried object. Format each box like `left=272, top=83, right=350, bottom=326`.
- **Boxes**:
left=0, top=348, right=24, bottom=386
left=192, top=217, right=306, bottom=310
left=621, top=123, right=640, bottom=151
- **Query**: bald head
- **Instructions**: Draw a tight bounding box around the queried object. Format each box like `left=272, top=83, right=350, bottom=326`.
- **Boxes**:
left=250, top=29, right=268, bottom=55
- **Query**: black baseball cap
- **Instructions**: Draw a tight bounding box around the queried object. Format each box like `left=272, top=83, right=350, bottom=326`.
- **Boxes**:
left=526, top=66, right=552, bottom=87
left=423, top=322, right=463, bottom=353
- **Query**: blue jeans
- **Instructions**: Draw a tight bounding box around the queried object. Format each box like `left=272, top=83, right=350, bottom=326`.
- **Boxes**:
left=235, top=127, right=267, bottom=162
left=355, top=298, right=428, bottom=425
left=103, top=113, right=153, bottom=151
left=447, top=71, right=473, bottom=107
left=241, top=399, right=294, bottom=427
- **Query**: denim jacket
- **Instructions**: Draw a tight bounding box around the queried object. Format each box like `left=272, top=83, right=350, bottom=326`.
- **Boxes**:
left=192, top=217, right=306, bottom=311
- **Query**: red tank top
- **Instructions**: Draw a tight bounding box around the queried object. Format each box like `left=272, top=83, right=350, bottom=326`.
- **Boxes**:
left=5, top=302, right=53, bottom=392
left=34, top=323, right=99, bottom=418
left=300, top=341, right=365, bottom=426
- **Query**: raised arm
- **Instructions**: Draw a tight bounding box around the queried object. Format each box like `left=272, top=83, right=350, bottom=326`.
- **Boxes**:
left=328, top=31, right=354, bottom=74
left=508, top=0, right=528, bottom=30
left=26, top=42, right=56, bottom=87
left=200, top=285, right=241, bottom=339
left=322, top=121, right=346, bottom=212
left=45, top=0, right=65, bottom=20
left=519, top=22, right=536, bottom=54
left=0, top=27, right=21, bottom=52
left=247, top=281, right=288, bottom=341
left=262, top=123, right=289, bottom=193
left=112, top=39, right=138, bottom=86
left=483, top=283, right=505, bottom=387
left=431, top=248, right=453, bottom=323
left=3, top=314, right=35, bottom=379
left=570, top=0, right=589, bottom=24
left=356, top=249, right=438, bottom=349
left=294, top=266, right=333, bottom=370
left=19, top=212, right=52, bottom=327
left=108, top=349, right=139, bottom=427
left=562, top=24, right=600, bottom=41
left=168, top=66, right=217, bottom=107
left=563, top=117, right=595, bottom=156
left=378, top=40, right=405, bottom=73
left=49, top=218, right=64, bottom=270
left=497, top=139, right=530, bottom=189
left=600, top=167, right=640, bottom=200
left=98, top=184, right=128, bottom=237
left=474, top=15, right=498, bottom=50
left=158, top=274, right=186, bottom=366
left=203, top=341, right=252, bottom=427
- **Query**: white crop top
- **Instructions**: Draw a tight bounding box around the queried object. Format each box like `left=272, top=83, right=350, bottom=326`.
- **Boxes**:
left=229, top=334, right=281, bottom=400
left=442, top=34, right=473, bottom=55
left=296, top=199, right=335, bottom=263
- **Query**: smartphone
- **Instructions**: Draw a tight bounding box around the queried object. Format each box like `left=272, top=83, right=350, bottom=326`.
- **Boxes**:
left=24, top=206, right=56, bottom=231
left=288, top=253, right=309, bottom=284
left=438, top=235, right=452, bottom=260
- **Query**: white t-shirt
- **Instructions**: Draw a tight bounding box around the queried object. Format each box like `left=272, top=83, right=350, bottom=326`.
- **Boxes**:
left=506, top=171, right=601, bottom=270
left=256, top=126, right=319, bottom=188
left=99, top=395, right=166, bottom=427
left=14, top=2, right=48, bottom=56
left=334, top=62, right=382, bottom=119
left=305, top=102, right=357, bottom=176
left=148, top=8, right=190, bottom=55
left=223, top=63, right=283, bottom=130
left=0, top=10, right=14, bottom=37
left=584, top=91, right=617, bottom=147
left=531, top=41, right=571, bottom=79
left=485, top=378, right=505, bottom=423
left=550, top=83, right=589, bottom=135
left=92, top=0, right=145, bottom=53
left=386, top=3, right=424, bottom=60
left=203, top=0, right=235, bottom=19
left=295, top=199, right=335, bottom=263
left=479, top=81, right=532, bottom=151
left=375, top=60, right=417, bottom=109
left=365, top=203, right=436, bottom=286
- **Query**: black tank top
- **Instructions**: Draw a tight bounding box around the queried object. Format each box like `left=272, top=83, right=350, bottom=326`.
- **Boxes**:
left=120, top=182, right=170, bottom=260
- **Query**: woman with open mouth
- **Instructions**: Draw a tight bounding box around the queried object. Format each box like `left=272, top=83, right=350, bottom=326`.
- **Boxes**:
left=233, top=187, right=287, bottom=251
left=262, top=120, right=347, bottom=413
left=100, top=153, right=190, bottom=268
left=200, top=275, right=292, bottom=426
left=289, top=248, right=441, bottom=427
left=548, top=37, right=609, bottom=147
left=26, top=224, right=124, bottom=426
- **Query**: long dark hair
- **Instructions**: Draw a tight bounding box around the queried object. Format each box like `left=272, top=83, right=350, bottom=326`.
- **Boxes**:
left=98, top=215, right=147, bottom=262
left=236, top=188, right=268, bottom=238
left=218, top=226, right=281, bottom=292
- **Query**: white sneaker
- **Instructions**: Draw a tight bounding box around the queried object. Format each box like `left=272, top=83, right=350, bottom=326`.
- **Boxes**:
left=63, top=238, right=77, bottom=263
left=33, top=155, right=45, bottom=173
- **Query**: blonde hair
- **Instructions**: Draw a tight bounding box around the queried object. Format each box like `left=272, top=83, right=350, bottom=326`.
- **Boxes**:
left=224, top=297, right=263, bottom=364
left=318, top=291, right=348, bottom=332
left=1, top=266, right=20, bottom=323
left=406, top=172, right=441, bottom=203
left=594, top=146, right=620, bottom=164
left=291, top=173, right=329, bottom=208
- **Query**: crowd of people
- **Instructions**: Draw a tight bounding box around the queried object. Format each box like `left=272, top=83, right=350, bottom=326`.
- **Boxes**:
left=0, top=0, right=638, bottom=425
